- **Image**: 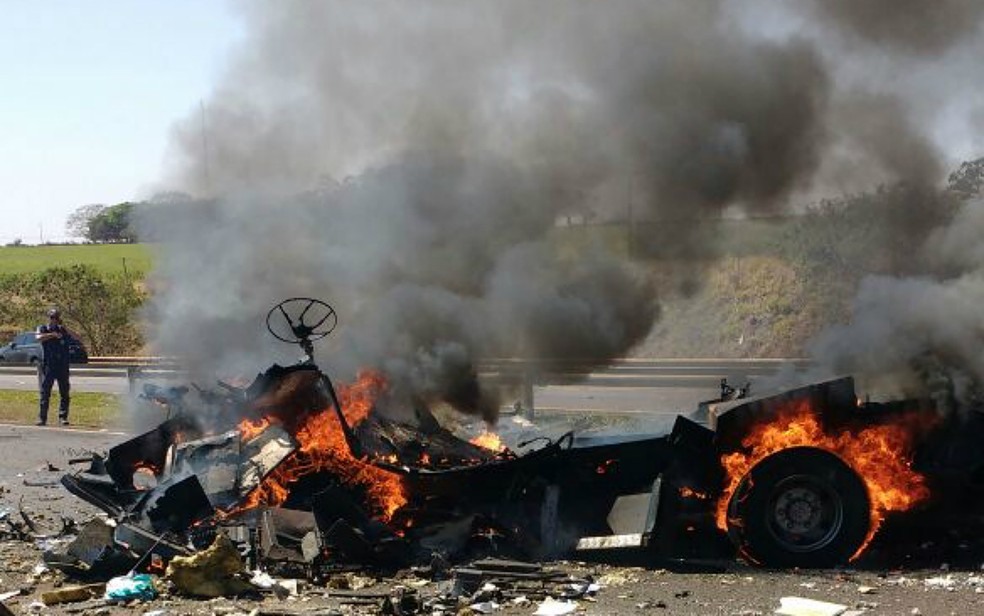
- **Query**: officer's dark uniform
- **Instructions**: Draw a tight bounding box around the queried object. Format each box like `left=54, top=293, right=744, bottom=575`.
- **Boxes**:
left=37, top=323, right=71, bottom=425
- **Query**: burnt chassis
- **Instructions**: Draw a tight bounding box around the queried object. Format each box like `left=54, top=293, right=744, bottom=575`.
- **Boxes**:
left=380, top=374, right=984, bottom=567
left=59, top=361, right=984, bottom=571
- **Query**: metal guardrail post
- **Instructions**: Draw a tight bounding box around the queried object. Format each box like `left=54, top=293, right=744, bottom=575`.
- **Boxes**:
left=522, top=367, right=535, bottom=420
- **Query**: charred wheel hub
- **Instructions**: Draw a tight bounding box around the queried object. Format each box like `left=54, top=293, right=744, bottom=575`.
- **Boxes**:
left=767, top=475, right=842, bottom=552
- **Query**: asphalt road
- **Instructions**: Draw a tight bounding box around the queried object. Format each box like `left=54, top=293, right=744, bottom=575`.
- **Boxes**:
left=531, top=384, right=715, bottom=415
left=0, top=422, right=126, bottom=520
left=0, top=373, right=128, bottom=394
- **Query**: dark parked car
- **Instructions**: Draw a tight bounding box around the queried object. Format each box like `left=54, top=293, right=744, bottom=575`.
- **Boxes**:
left=0, top=331, right=88, bottom=364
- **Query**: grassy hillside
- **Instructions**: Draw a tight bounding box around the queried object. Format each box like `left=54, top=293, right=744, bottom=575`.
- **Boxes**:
left=638, top=256, right=835, bottom=358
left=549, top=216, right=865, bottom=358
left=0, top=243, right=152, bottom=276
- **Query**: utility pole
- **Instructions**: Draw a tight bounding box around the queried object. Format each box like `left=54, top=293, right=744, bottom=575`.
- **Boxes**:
left=626, top=174, right=635, bottom=259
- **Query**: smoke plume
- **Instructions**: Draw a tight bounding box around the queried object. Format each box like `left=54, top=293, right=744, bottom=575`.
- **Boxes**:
left=144, top=1, right=983, bottom=421
left=810, top=0, right=984, bottom=56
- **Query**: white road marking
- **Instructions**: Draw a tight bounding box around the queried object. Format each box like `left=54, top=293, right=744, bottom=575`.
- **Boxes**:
left=0, top=422, right=129, bottom=436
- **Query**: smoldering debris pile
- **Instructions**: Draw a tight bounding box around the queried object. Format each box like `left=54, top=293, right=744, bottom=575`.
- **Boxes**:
left=19, top=356, right=684, bottom=612
left=6, top=296, right=720, bottom=612
left=48, top=364, right=500, bottom=579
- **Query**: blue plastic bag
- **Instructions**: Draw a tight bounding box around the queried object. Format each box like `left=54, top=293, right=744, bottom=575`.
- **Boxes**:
left=105, top=573, right=158, bottom=601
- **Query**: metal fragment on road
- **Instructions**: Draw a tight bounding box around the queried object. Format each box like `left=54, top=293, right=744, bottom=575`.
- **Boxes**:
left=775, top=596, right=848, bottom=616
left=533, top=597, right=578, bottom=616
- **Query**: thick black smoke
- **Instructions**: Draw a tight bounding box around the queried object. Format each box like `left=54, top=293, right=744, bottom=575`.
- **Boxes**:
left=142, top=156, right=657, bottom=422
left=810, top=0, right=984, bottom=56
left=145, top=1, right=981, bottom=421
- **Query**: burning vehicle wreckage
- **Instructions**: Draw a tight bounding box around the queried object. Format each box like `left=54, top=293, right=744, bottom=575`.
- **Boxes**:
left=42, top=298, right=984, bottom=600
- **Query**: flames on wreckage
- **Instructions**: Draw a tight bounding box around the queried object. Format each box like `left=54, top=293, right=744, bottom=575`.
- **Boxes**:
left=51, top=299, right=984, bottom=580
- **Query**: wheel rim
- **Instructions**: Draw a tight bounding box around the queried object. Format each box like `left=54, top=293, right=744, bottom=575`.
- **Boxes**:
left=765, top=474, right=844, bottom=553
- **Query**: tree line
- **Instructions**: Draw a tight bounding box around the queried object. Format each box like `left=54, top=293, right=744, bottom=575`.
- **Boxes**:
left=65, top=191, right=201, bottom=243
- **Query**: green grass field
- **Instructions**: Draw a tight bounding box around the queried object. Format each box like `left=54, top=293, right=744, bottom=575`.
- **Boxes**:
left=0, top=389, right=122, bottom=428
left=0, top=220, right=785, bottom=278
left=0, top=244, right=153, bottom=276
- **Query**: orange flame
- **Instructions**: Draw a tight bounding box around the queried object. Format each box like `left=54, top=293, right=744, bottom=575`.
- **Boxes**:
left=239, top=417, right=271, bottom=442
left=679, top=486, right=711, bottom=500
left=470, top=429, right=506, bottom=453
left=235, top=370, right=407, bottom=522
left=717, top=400, right=932, bottom=558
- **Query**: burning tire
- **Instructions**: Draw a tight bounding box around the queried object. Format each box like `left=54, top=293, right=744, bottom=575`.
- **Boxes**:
left=726, top=446, right=870, bottom=568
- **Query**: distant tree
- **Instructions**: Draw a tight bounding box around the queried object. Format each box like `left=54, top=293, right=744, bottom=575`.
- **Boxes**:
left=5, top=238, right=23, bottom=247
left=948, top=156, right=984, bottom=199
left=88, top=202, right=137, bottom=243
left=65, top=204, right=106, bottom=240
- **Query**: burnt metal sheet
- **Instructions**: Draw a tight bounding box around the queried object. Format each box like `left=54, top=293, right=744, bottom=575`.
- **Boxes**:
left=574, top=477, right=661, bottom=553
left=107, top=416, right=201, bottom=489
left=239, top=425, right=296, bottom=498
left=321, top=518, right=373, bottom=563
left=141, top=474, right=215, bottom=534
left=43, top=518, right=134, bottom=580
left=710, top=377, right=858, bottom=448
left=169, top=425, right=297, bottom=509
left=539, top=484, right=561, bottom=558
left=113, top=522, right=192, bottom=560
left=171, top=431, right=241, bottom=507
left=607, top=485, right=659, bottom=536
left=60, top=473, right=125, bottom=517
left=258, top=508, right=318, bottom=563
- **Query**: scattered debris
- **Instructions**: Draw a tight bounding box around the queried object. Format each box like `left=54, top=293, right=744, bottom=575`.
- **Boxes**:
left=775, top=596, right=848, bottom=616
left=22, top=479, right=60, bottom=488
left=19, top=501, right=40, bottom=535
left=6, top=297, right=984, bottom=614
left=41, top=584, right=104, bottom=606
left=924, top=575, right=956, bottom=591
left=533, top=597, right=578, bottom=616
left=165, top=534, right=252, bottom=598
left=597, top=570, right=641, bottom=587
left=105, top=573, right=158, bottom=602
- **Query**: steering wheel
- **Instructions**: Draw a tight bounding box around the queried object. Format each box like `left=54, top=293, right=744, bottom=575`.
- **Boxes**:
left=265, top=298, right=338, bottom=344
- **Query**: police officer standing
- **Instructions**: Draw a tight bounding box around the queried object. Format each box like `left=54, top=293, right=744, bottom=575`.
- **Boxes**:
left=36, top=308, right=84, bottom=426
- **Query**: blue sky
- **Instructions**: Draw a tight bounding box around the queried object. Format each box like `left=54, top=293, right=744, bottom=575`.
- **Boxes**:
left=1, top=2, right=981, bottom=245
left=0, top=1, right=242, bottom=243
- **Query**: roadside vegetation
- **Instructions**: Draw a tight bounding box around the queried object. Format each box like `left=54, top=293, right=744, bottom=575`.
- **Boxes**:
left=0, top=243, right=151, bottom=276
left=0, top=264, right=146, bottom=355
